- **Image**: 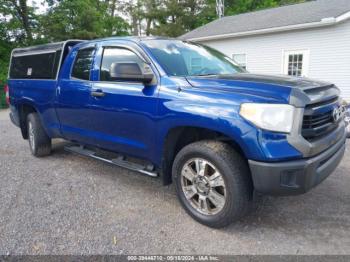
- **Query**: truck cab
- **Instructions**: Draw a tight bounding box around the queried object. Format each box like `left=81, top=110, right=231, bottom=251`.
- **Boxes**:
left=7, top=37, right=347, bottom=228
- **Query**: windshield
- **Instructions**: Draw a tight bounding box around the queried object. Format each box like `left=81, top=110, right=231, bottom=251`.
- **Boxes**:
left=143, top=40, right=246, bottom=77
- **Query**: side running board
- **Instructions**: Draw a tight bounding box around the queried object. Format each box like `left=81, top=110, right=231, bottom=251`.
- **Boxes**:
left=64, top=144, right=158, bottom=177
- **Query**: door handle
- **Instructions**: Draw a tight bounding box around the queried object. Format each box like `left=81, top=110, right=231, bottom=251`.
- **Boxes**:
left=91, top=89, right=105, bottom=98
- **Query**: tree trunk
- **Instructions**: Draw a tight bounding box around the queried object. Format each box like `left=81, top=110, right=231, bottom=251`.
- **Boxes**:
left=132, top=16, right=139, bottom=36
left=146, top=18, right=152, bottom=36
left=111, top=0, right=117, bottom=17
left=10, top=0, right=32, bottom=41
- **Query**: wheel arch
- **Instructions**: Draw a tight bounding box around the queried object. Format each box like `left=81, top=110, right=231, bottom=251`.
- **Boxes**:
left=17, top=101, right=39, bottom=139
left=160, top=126, right=248, bottom=185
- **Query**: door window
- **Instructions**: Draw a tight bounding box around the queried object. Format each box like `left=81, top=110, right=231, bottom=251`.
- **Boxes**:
left=100, top=47, right=144, bottom=81
left=71, top=48, right=95, bottom=80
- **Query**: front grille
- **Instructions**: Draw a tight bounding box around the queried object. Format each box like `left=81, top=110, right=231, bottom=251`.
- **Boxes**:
left=302, top=97, right=340, bottom=141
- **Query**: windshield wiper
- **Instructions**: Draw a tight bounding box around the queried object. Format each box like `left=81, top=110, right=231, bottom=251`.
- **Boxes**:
left=191, top=73, right=218, bottom=77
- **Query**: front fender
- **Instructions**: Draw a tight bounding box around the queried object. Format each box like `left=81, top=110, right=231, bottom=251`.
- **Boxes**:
left=153, top=84, right=264, bottom=165
left=153, top=81, right=302, bottom=166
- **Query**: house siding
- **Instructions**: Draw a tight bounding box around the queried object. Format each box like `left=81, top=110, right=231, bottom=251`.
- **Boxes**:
left=200, top=20, right=350, bottom=102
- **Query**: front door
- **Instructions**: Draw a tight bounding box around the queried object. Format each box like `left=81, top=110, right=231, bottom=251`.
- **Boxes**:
left=88, top=45, right=159, bottom=161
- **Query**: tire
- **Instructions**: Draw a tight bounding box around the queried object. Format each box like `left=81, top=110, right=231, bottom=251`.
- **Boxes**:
left=27, top=113, right=51, bottom=157
left=172, top=140, right=253, bottom=228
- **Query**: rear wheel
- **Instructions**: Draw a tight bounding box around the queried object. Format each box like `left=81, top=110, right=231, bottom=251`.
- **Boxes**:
left=27, top=113, right=51, bottom=157
left=172, top=140, right=253, bottom=228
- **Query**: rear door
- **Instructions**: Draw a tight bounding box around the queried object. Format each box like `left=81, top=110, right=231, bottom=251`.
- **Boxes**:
left=56, top=46, right=96, bottom=144
left=88, top=44, right=159, bottom=160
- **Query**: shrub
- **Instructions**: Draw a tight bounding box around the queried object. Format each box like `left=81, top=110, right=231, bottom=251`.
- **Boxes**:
left=0, top=88, right=7, bottom=109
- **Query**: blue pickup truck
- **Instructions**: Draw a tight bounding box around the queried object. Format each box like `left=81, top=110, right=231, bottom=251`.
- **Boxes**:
left=7, top=37, right=347, bottom=228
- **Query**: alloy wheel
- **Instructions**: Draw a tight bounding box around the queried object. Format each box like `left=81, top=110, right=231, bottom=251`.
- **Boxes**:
left=28, top=121, right=35, bottom=151
left=180, top=158, right=226, bottom=215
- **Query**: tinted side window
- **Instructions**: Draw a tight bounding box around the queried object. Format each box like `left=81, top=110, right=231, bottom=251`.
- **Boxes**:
left=10, top=52, right=58, bottom=79
left=100, top=48, right=143, bottom=81
left=71, top=48, right=95, bottom=80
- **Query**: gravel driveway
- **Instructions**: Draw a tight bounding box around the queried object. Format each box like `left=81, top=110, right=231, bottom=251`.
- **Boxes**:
left=0, top=109, right=349, bottom=255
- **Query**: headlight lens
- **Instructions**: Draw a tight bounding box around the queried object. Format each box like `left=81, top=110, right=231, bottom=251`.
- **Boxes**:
left=240, top=103, right=295, bottom=133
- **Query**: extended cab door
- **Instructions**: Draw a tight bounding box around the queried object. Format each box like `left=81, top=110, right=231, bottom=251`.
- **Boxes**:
left=88, top=44, right=159, bottom=160
left=56, top=46, right=96, bottom=145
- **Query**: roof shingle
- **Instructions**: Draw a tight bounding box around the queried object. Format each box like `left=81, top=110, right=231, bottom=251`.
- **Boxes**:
left=181, top=0, right=350, bottom=40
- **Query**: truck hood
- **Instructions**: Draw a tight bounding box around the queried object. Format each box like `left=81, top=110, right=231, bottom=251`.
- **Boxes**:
left=185, top=73, right=333, bottom=104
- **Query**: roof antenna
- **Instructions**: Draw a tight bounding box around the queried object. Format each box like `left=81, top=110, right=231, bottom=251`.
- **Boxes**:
left=216, top=0, right=224, bottom=18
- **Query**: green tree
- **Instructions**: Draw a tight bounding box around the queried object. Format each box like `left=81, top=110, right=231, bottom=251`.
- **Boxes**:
left=0, top=0, right=43, bottom=108
left=179, top=0, right=309, bottom=34
left=0, top=0, right=38, bottom=43
left=134, top=0, right=309, bottom=38
left=144, top=0, right=206, bottom=37
left=141, top=0, right=162, bottom=36
left=0, top=23, right=11, bottom=108
left=41, top=0, right=129, bottom=41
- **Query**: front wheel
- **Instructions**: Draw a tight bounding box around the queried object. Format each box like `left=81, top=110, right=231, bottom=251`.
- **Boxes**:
left=172, top=140, right=253, bottom=228
left=27, top=113, right=52, bottom=157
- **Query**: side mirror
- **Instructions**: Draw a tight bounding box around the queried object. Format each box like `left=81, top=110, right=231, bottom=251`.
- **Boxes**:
left=109, top=62, right=154, bottom=84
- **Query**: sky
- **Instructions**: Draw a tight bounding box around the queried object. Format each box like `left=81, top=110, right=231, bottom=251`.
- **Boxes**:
left=0, top=1, right=47, bottom=21
left=28, top=0, right=49, bottom=14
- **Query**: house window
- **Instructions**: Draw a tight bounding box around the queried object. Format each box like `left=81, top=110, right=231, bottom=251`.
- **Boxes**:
left=283, top=50, right=309, bottom=77
left=232, top=54, right=247, bottom=69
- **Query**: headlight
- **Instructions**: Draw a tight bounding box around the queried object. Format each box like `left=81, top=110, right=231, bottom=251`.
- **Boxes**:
left=240, top=103, right=295, bottom=133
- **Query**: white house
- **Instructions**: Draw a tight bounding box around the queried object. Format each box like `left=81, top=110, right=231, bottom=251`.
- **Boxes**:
left=181, top=0, right=350, bottom=101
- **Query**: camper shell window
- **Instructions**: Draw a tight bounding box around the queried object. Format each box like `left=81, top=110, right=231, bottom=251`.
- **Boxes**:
left=10, top=51, right=61, bottom=79
left=9, top=40, right=83, bottom=80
